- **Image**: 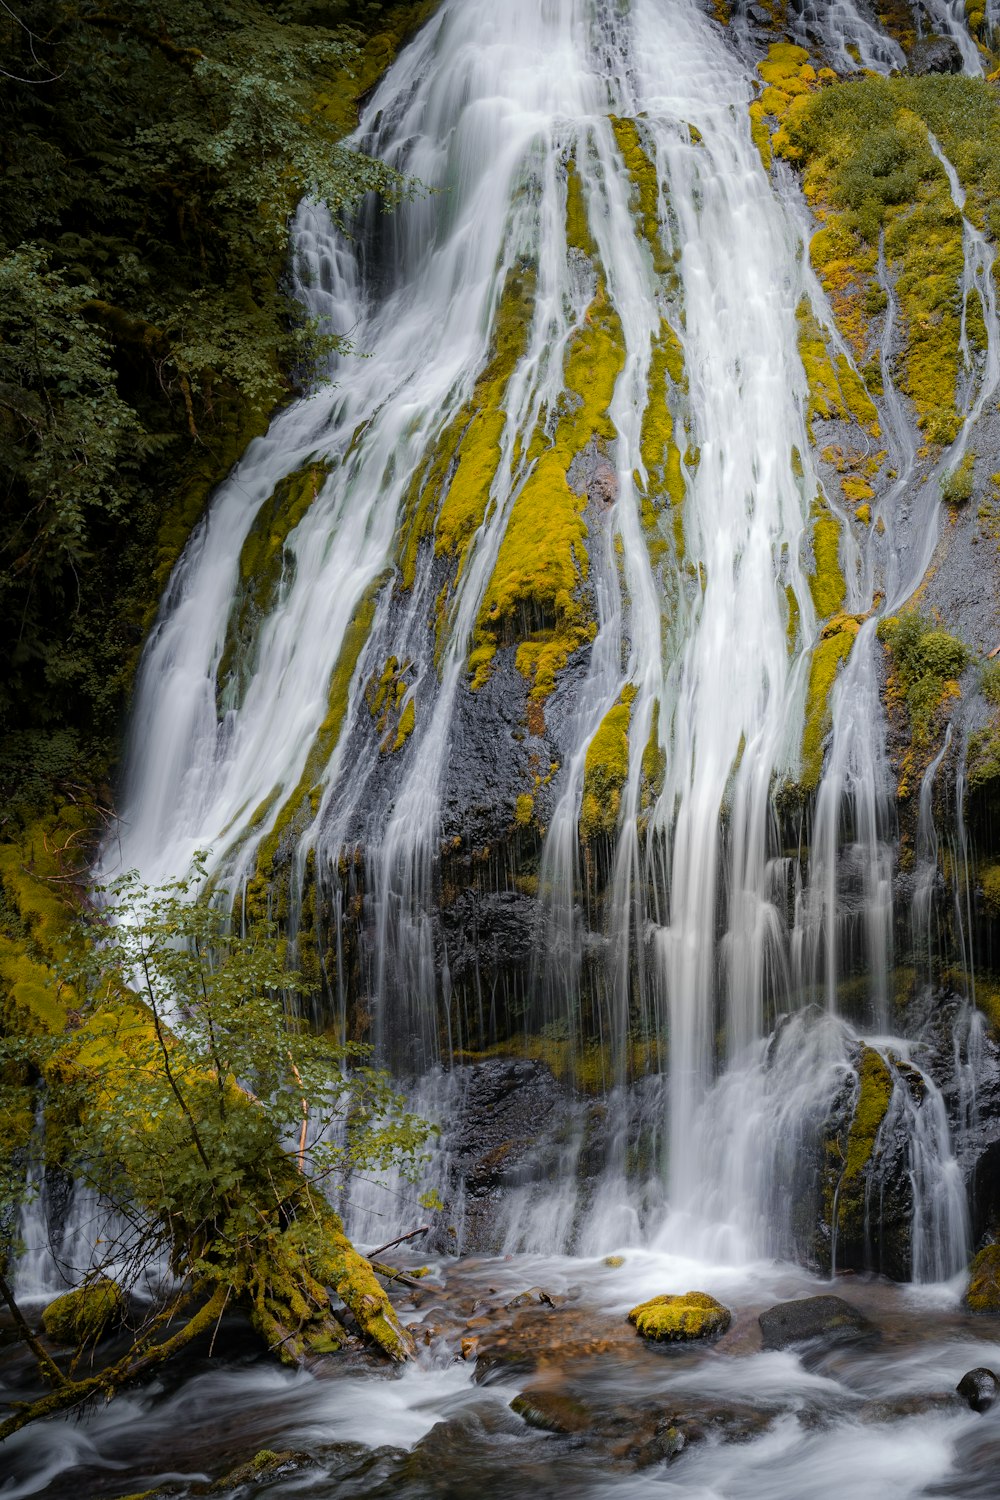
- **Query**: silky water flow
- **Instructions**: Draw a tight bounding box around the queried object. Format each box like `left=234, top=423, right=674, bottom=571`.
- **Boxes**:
left=9, top=2, right=1000, bottom=1496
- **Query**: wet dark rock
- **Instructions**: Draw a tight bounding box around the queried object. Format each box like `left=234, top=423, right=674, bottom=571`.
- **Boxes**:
left=957, top=1367, right=1000, bottom=1412
left=207, top=1449, right=316, bottom=1492
left=758, top=1295, right=878, bottom=1351
left=505, top=1287, right=557, bottom=1310
left=860, top=1392, right=965, bottom=1423
left=908, top=36, right=963, bottom=75
left=510, top=1388, right=591, bottom=1433
left=971, top=1142, right=1000, bottom=1244
left=439, top=888, right=540, bottom=989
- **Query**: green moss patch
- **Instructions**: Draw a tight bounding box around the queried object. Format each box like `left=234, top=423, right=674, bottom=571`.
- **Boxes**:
left=580, top=686, right=636, bottom=842
left=42, top=1277, right=124, bottom=1344
left=965, top=1243, right=1000, bottom=1313
left=628, top=1291, right=731, bottom=1342
left=473, top=280, right=624, bottom=701
left=775, top=75, right=1000, bottom=449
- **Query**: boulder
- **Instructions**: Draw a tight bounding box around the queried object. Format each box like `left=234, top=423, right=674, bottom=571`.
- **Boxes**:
left=510, top=1389, right=591, bottom=1434
left=758, top=1294, right=876, bottom=1351
left=908, top=36, right=963, bottom=75
left=504, top=1287, right=557, bottom=1311
left=965, top=1244, right=1000, bottom=1312
left=41, top=1276, right=124, bottom=1344
left=628, top=1291, right=731, bottom=1343
left=208, top=1449, right=315, bottom=1491
left=957, top=1367, right=1000, bottom=1413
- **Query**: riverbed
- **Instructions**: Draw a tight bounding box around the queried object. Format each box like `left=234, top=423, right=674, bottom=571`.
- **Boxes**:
left=4, top=1249, right=1000, bottom=1499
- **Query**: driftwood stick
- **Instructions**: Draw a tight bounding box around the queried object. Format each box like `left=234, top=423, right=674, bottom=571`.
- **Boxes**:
left=369, top=1225, right=430, bottom=1259
left=369, top=1260, right=427, bottom=1291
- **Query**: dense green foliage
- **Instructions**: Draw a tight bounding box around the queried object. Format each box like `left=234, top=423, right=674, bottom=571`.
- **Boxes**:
left=877, top=611, right=968, bottom=742
left=779, top=74, right=1000, bottom=245
left=0, top=0, right=407, bottom=802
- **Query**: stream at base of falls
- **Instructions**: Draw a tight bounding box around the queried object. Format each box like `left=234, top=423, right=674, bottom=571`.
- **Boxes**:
left=3, top=1252, right=1000, bottom=1500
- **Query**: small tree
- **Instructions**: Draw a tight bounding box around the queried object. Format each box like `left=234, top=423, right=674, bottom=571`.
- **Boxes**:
left=0, top=864, right=432, bottom=1440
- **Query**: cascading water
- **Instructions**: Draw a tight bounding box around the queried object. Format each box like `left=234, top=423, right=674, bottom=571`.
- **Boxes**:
left=14, top=3, right=1000, bottom=1497
left=86, top=0, right=994, bottom=1285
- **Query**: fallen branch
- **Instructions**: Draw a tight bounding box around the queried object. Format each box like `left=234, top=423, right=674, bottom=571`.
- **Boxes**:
left=369, top=1260, right=426, bottom=1291
left=0, top=1285, right=227, bottom=1443
left=369, top=1225, right=430, bottom=1259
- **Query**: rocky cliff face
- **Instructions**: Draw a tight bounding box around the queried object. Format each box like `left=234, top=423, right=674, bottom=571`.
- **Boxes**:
left=112, top=0, right=1000, bottom=1278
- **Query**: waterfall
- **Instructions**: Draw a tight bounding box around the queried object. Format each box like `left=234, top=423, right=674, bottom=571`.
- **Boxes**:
left=87, top=0, right=994, bottom=1283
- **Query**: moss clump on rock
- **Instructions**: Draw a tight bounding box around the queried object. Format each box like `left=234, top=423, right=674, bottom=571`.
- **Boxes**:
left=628, top=1290, right=731, bottom=1342
left=822, top=1044, right=895, bottom=1268
left=807, top=496, right=847, bottom=620
left=41, top=1277, right=124, bottom=1344
left=842, top=1046, right=894, bottom=1187
left=773, top=74, right=1000, bottom=450
left=609, top=116, right=669, bottom=274
left=580, top=686, right=635, bottom=842
left=877, top=613, right=967, bottom=793
left=800, top=616, right=860, bottom=791
left=965, top=1244, right=1000, bottom=1313
left=472, top=277, right=624, bottom=701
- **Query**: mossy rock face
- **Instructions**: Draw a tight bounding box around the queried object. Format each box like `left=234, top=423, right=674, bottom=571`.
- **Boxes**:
left=208, top=1449, right=315, bottom=1492
left=627, top=1291, right=731, bottom=1342
left=41, top=1276, right=125, bottom=1344
left=965, top=1244, right=1000, bottom=1312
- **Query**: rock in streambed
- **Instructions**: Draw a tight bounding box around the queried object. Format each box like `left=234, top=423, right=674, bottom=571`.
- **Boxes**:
left=628, top=1291, right=731, bottom=1342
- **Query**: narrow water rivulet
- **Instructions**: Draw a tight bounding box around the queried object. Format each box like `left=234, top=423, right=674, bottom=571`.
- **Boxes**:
left=10, top=0, right=1000, bottom=1494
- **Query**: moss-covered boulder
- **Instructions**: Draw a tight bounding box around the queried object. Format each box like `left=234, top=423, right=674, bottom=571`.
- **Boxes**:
left=41, top=1277, right=124, bottom=1344
left=965, top=1244, right=1000, bottom=1312
left=209, top=1449, right=315, bottom=1491
left=627, top=1291, right=731, bottom=1343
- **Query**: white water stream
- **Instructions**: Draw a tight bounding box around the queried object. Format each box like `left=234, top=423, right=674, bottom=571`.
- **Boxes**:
left=82, top=0, right=994, bottom=1276
left=11, top=2, right=1000, bottom=1493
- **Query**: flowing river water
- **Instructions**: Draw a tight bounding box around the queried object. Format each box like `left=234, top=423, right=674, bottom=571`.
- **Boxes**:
left=6, top=0, right=1000, bottom=1495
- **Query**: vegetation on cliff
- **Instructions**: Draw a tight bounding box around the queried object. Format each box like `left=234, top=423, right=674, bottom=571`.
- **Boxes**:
left=0, top=0, right=422, bottom=809
left=0, top=859, right=433, bottom=1437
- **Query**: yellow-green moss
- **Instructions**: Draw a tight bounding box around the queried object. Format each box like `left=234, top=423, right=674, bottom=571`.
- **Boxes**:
left=628, top=1291, right=731, bottom=1342
left=785, top=583, right=801, bottom=656
left=609, top=116, right=668, bottom=274
left=855, top=503, right=872, bottom=526
left=398, top=265, right=536, bottom=595
left=843, top=1045, right=893, bottom=1185
left=218, top=464, right=328, bottom=703
left=514, top=793, right=534, bottom=827
left=641, top=701, right=667, bottom=803
left=800, top=616, right=859, bottom=790
left=244, top=576, right=387, bottom=920
left=941, top=451, right=976, bottom=507
left=566, top=152, right=597, bottom=258
left=364, top=656, right=416, bottom=755
left=841, top=474, right=874, bottom=505
left=774, top=76, right=996, bottom=450
left=42, top=1278, right=124, bottom=1344
left=580, top=686, right=635, bottom=842
left=796, top=302, right=880, bottom=439
left=877, top=611, right=968, bottom=767
left=391, top=698, right=416, bottom=753
left=473, top=281, right=624, bottom=700
left=807, top=497, right=847, bottom=620
left=312, top=0, right=440, bottom=134
left=965, top=1243, right=1000, bottom=1312
left=981, top=865, right=1000, bottom=919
